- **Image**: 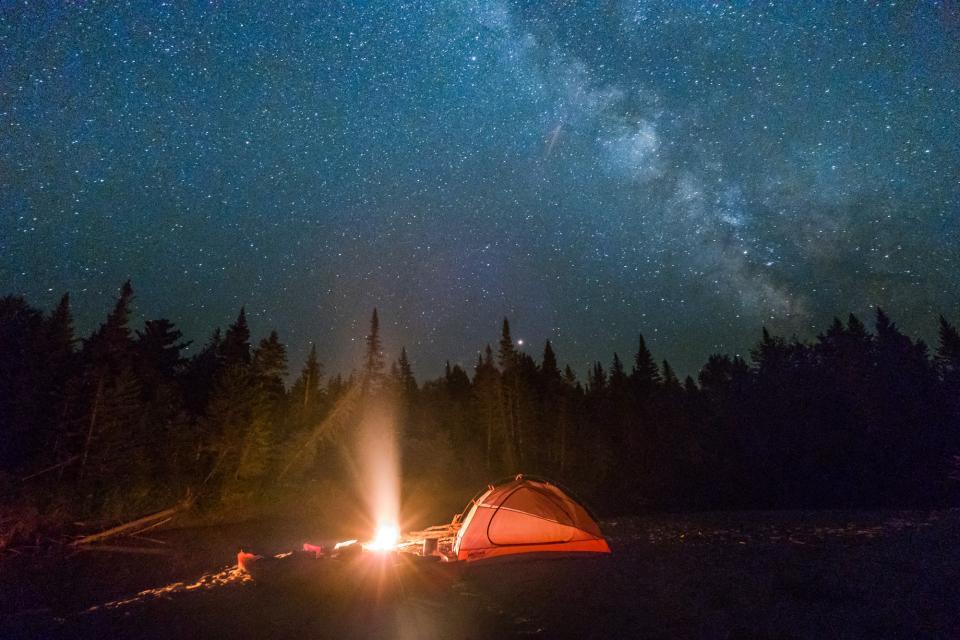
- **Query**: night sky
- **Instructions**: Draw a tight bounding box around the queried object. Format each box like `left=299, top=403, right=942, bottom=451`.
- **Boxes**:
left=2, top=1, right=958, bottom=378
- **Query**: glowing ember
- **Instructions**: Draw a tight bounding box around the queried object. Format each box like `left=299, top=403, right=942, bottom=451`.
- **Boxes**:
left=364, top=523, right=400, bottom=551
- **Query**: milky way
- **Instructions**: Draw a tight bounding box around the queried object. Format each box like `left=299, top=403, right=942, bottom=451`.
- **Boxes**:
left=2, top=1, right=958, bottom=377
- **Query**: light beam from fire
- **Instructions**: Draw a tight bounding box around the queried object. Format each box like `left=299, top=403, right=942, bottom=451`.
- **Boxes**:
left=358, top=401, right=400, bottom=551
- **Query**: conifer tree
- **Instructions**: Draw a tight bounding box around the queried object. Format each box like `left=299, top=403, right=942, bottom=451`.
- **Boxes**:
left=79, top=281, right=137, bottom=482
left=221, top=308, right=251, bottom=368
left=587, top=361, right=606, bottom=395
left=630, top=334, right=661, bottom=393
left=362, top=308, right=384, bottom=394
left=0, top=296, right=45, bottom=470
left=183, top=328, right=222, bottom=413
left=41, top=293, right=76, bottom=462
left=498, top=318, right=516, bottom=371
left=238, top=331, right=286, bottom=485
left=397, top=346, right=417, bottom=397
left=46, top=293, right=75, bottom=358
left=936, top=315, right=960, bottom=431
left=496, top=319, right=521, bottom=468
left=135, top=319, right=189, bottom=383
left=661, top=360, right=682, bottom=393
left=132, top=318, right=189, bottom=486
left=253, top=331, right=288, bottom=390
left=473, top=344, right=501, bottom=472
left=936, top=316, right=960, bottom=377
left=751, top=326, right=788, bottom=374
left=293, top=343, right=322, bottom=411
left=541, top=341, right=560, bottom=382
left=609, top=353, right=627, bottom=393
left=85, top=281, right=134, bottom=368
left=563, top=364, right=577, bottom=387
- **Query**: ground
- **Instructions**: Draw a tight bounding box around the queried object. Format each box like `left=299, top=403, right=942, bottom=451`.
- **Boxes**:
left=1, top=510, right=957, bottom=639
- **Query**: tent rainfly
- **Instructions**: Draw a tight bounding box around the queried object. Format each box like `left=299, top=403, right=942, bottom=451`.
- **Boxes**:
left=452, top=476, right=611, bottom=562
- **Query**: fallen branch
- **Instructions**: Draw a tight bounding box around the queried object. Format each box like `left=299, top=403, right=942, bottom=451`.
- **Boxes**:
left=129, top=516, right=173, bottom=538
left=71, top=494, right=192, bottom=547
left=75, top=544, right=172, bottom=556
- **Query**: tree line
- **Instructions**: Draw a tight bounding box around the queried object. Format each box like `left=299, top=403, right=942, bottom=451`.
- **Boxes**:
left=1, top=283, right=959, bottom=546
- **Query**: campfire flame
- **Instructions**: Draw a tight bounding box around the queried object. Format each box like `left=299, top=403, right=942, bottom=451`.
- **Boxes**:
left=364, top=523, right=400, bottom=552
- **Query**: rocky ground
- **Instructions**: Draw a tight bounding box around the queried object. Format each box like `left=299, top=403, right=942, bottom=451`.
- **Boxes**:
left=1, top=509, right=957, bottom=639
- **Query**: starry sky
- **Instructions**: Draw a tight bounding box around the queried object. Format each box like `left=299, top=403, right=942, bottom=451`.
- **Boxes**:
left=2, top=1, right=958, bottom=379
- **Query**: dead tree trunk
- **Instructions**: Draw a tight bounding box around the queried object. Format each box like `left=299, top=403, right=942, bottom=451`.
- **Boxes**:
left=79, top=374, right=105, bottom=481
left=72, top=494, right=193, bottom=546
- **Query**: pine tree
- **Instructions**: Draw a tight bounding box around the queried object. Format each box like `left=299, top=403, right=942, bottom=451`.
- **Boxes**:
left=87, top=365, right=145, bottom=495
left=0, top=296, right=45, bottom=471
left=609, top=353, right=627, bottom=393
left=630, top=334, right=661, bottom=392
left=847, top=313, right=868, bottom=339
left=587, top=361, right=606, bottom=395
left=46, top=293, right=75, bottom=357
left=498, top=318, right=516, bottom=371
left=41, top=293, right=76, bottom=464
left=936, top=316, right=960, bottom=376
left=751, top=326, right=788, bottom=374
left=497, top=319, right=521, bottom=468
left=253, top=331, right=288, bottom=389
left=84, top=280, right=134, bottom=368
left=240, top=331, right=287, bottom=482
left=661, top=359, right=682, bottom=393
left=135, top=319, right=189, bottom=383
left=183, top=328, right=222, bottom=413
left=201, top=361, right=254, bottom=488
left=293, top=343, right=323, bottom=411
left=541, top=341, right=560, bottom=382
left=362, top=308, right=384, bottom=393
left=132, top=318, right=189, bottom=490
left=473, top=344, right=501, bottom=472
left=221, top=308, right=251, bottom=368
left=79, top=281, right=137, bottom=482
left=395, top=346, right=417, bottom=399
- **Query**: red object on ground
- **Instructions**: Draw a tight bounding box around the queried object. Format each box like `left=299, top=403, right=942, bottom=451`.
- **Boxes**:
left=237, top=550, right=261, bottom=572
left=453, top=476, right=611, bottom=562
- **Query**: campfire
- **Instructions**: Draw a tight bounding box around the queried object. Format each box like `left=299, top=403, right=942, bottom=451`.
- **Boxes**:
left=363, top=523, right=400, bottom=552
left=239, top=475, right=611, bottom=580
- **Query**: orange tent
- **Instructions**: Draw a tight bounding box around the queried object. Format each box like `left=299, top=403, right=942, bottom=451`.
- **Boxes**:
left=452, top=476, right=611, bottom=562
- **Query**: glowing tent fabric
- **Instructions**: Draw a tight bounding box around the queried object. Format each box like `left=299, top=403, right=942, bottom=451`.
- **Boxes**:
left=453, top=477, right=611, bottom=561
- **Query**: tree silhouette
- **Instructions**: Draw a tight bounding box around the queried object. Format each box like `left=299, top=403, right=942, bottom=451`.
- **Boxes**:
left=362, top=308, right=384, bottom=394
left=2, top=286, right=960, bottom=549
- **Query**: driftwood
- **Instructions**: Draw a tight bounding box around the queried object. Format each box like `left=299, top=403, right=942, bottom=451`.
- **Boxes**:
left=71, top=494, right=192, bottom=547
left=75, top=544, right=173, bottom=556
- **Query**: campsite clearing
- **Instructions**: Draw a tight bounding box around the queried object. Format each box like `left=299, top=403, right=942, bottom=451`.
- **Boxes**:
left=2, top=509, right=957, bottom=639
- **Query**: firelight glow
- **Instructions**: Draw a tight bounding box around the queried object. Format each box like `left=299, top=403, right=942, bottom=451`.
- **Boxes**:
left=364, top=523, right=400, bottom=552
left=357, top=402, right=401, bottom=552
left=334, top=539, right=358, bottom=551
